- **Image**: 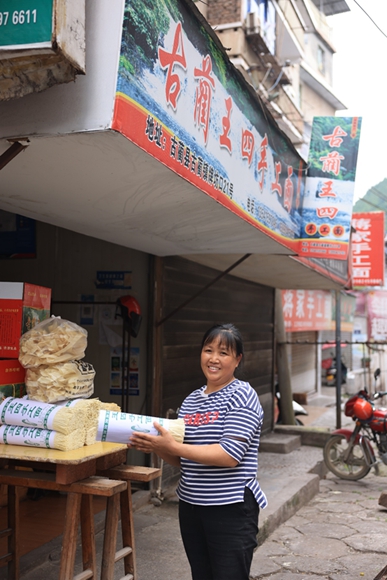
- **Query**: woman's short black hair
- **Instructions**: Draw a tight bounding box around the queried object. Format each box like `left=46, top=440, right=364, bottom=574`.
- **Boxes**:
left=201, top=324, right=244, bottom=358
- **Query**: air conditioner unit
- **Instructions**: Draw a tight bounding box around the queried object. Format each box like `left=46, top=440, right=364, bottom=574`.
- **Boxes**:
left=245, top=11, right=261, bottom=35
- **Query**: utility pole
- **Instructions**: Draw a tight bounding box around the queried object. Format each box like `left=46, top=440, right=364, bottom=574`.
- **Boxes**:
left=335, top=291, right=342, bottom=429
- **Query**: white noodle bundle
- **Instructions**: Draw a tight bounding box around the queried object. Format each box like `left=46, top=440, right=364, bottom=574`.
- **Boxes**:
left=84, top=425, right=98, bottom=446
left=0, top=397, right=85, bottom=435
left=57, top=398, right=101, bottom=445
left=25, top=360, right=95, bottom=402
left=95, top=400, right=121, bottom=412
left=57, top=398, right=100, bottom=424
left=19, top=317, right=87, bottom=368
left=0, top=425, right=85, bottom=451
left=83, top=400, right=120, bottom=445
left=96, top=411, right=185, bottom=444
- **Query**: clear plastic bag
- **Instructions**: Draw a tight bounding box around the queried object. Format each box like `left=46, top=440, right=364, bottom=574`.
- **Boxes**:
left=25, top=360, right=95, bottom=402
left=19, top=316, right=88, bottom=368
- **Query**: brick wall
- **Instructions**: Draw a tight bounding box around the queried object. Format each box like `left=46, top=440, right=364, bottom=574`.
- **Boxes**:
left=207, top=0, right=241, bottom=25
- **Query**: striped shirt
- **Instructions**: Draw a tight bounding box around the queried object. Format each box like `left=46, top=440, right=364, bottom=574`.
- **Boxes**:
left=176, top=379, right=267, bottom=508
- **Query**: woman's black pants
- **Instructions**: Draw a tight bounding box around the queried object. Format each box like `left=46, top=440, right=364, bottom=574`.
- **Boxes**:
left=178, top=488, right=259, bottom=580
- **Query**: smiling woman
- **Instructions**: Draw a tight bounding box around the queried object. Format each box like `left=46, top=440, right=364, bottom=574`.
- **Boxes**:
left=200, top=327, right=242, bottom=393
left=129, top=323, right=267, bottom=580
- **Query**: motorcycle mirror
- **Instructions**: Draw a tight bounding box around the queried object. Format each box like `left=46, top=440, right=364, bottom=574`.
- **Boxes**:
left=374, top=368, right=381, bottom=379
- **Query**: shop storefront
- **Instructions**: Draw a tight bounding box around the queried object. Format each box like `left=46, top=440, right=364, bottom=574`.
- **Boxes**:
left=0, top=0, right=354, bottom=498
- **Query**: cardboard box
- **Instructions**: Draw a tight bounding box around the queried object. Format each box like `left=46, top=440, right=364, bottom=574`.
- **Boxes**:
left=0, top=359, right=26, bottom=401
left=0, top=282, right=51, bottom=359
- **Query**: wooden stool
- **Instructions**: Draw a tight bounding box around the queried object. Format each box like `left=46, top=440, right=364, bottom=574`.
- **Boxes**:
left=97, top=465, right=162, bottom=580
left=0, top=470, right=127, bottom=580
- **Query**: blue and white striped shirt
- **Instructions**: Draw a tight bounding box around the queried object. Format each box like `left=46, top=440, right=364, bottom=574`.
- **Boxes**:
left=176, top=379, right=267, bottom=508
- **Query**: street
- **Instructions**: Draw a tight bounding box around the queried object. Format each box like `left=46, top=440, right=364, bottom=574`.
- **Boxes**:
left=251, top=469, right=387, bottom=580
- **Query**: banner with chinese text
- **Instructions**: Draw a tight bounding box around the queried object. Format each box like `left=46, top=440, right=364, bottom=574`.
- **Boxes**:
left=113, top=0, right=313, bottom=255
left=351, top=212, right=385, bottom=287
left=282, top=289, right=355, bottom=332
left=300, top=117, right=362, bottom=260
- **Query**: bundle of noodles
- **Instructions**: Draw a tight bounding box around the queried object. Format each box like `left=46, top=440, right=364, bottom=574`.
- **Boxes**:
left=94, top=400, right=121, bottom=412
left=25, top=360, right=95, bottom=403
left=84, top=425, right=98, bottom=446
left=0, top=425, right=85, bottom=451
left=96, top=410, right=185, bottom=445
left=56, top=398, right=101, bottom=445
left=0, top=397, right=86, bottom=435
left=83, top=400, right=121, bottom=445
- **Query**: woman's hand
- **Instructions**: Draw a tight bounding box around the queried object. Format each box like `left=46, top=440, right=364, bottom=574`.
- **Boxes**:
left=128, top=421, right=178, bottom=455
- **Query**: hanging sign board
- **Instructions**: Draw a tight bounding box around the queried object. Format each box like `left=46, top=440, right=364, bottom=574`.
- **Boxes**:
left=0, top=0, right=53, bottom=49
left=300, top=117, right=362, bottom=260
left=351, top=211, right=385, bottom=287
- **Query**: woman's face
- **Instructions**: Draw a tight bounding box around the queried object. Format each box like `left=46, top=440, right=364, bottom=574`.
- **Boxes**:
left=201, top=339, right=242, bottom=393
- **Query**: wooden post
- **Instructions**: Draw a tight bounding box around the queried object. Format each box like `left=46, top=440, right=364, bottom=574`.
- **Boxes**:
left=275, top=289, right=296, bottom=425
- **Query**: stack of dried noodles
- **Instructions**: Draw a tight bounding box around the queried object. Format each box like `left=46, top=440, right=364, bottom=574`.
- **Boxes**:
left=0, top=397, right=87, bottom=451
left=56, top=398, right=122, bottom=446
left=0, top=424, right=85, bottom=452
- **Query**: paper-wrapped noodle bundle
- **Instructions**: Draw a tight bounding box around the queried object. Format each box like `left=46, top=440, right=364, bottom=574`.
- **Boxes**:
left=0, top=425, right=85, bottom=451
left=96, top=410, right=185, bottom=444
left=0, top=397, right=86, bottom=435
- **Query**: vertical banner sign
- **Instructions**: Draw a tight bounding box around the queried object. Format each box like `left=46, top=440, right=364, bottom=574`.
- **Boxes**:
left=351, top=212, right=385, bottom=287
left=300, top=117, right=362, bottom=260
left=367, top=291, right=387, bottom=341
left=113, top=0, right=311, bottom=255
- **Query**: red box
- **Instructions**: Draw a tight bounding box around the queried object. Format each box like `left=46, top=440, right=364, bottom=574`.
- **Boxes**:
left=0, top=282, right=51, bottom=359
left=0, top=359, right=26, bottom=401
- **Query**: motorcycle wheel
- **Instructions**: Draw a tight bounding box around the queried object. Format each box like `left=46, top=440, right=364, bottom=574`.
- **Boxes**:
left=323, top=435, right=371, bottom=480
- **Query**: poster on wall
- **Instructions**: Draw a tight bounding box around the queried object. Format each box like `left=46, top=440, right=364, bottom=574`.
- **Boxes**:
left=300, top=117, right=362, bottom=260
left=79, top=295, right=95, bottom=326
left=95, top=271, right=132, bottom=290
left=109, top=346, right=140, bottom=396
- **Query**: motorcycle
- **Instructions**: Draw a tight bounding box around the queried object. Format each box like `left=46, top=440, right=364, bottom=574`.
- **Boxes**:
left=323, top=368, right=387, bottom=480
left=325, top=356, right=348, bottom=386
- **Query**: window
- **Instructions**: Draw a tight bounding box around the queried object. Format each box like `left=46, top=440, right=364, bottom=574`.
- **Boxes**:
left=317, top=45, right=325, bottom=75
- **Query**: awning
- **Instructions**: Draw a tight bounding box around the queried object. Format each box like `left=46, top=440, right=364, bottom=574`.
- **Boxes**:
left=0, top=130, right=344, bottom=290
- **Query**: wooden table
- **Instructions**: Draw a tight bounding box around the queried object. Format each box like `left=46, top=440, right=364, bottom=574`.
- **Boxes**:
left=0, top=441, right=128, bottom=485
left=0, top=443, right=132, bottom=580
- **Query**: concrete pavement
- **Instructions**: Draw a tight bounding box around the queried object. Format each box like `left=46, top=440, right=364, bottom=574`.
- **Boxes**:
left=251, top=467, right=387, bottom=580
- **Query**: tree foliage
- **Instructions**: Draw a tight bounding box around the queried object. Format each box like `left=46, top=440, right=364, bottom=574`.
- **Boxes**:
left=122, top=0, right=179, bottom=63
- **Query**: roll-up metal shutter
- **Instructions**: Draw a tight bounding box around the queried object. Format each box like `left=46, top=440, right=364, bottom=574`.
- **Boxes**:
left=287, top=331, right=317, bottom=395
left=154, top=256, right=275, bottom=435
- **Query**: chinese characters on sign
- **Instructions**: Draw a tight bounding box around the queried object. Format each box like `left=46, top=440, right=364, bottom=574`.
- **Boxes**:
left=367, top=291, right=387, bottom=341
left=351, top=212, right=385, bottom=287
left=282, top=290, right=333, bottom=331
left=301, top=117, right=362, bottom=260
left=114, top=4, right=362, bottom=263
left=282, top=289, right=355, bottom=332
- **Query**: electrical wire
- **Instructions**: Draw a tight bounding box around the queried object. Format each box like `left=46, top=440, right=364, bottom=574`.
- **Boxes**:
left=352, top=0, right=387, bottom=40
